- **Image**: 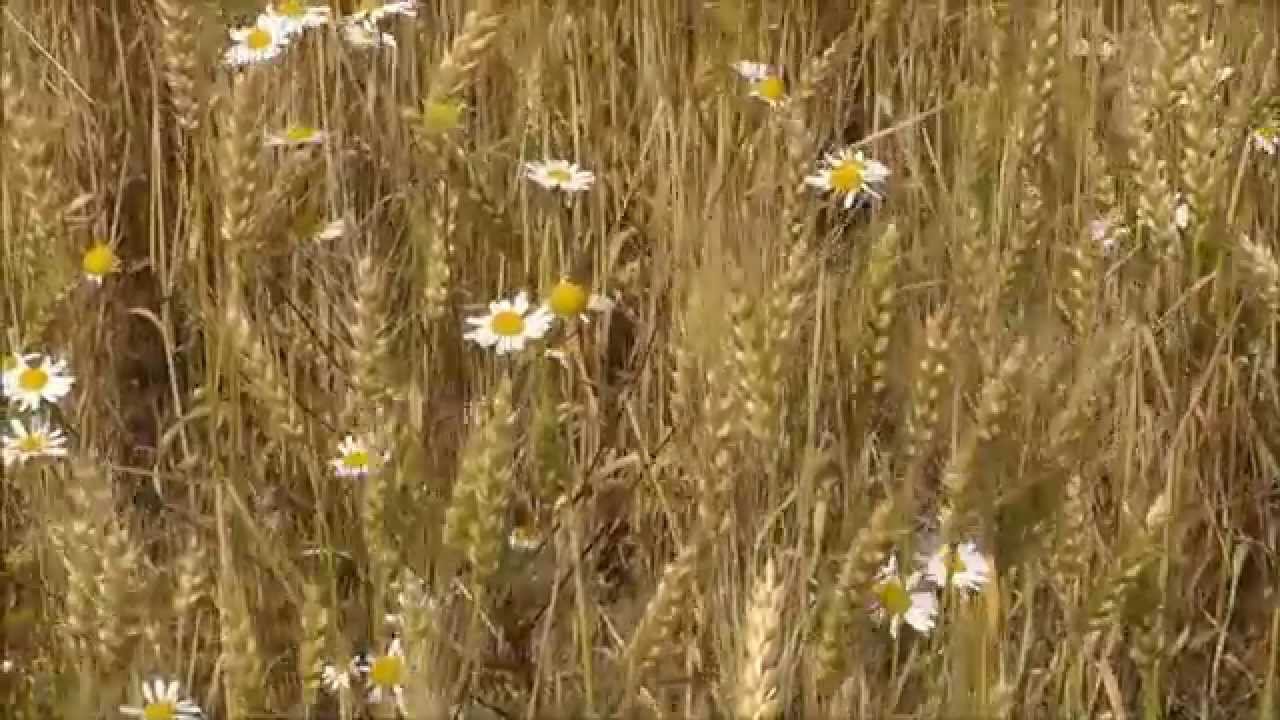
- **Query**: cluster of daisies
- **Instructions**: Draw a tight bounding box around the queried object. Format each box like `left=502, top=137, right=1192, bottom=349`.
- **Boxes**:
left=324, top=278, right=614, bottom=480
left=870, top=537, right=993, bottom=638
left=319, top=636, right=409, bottom=712
left=225, top=0, right=418, bottom=67
left=1, top=352, right=75, bottom=469
left=733, top=60, right=893, bottom=206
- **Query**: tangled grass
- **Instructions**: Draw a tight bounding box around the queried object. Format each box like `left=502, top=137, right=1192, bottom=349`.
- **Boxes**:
left=2, top=0, right=1280, bottom=718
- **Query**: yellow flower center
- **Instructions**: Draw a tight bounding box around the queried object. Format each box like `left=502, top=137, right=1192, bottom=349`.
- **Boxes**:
left=342, top=450, right=370, bottom=469
left=369, top=654, right=404, bottom=688
left=491, top=310, right=525, bottom=336
left=82, top=243, right=119, bottom=277
left=142, top=701, right=177, bottom=720
left=547, top=280, right=588, bottom=317
left=1259, top=124, right=1278, bottom=140
left=829, top=159, right=866, bottom=193
left=16, top=434, right=47, bottom=453
left=285, top=125, right=319, bottom=142
left=752, top=75, right=785, bottom=103
left=546, top=168, right=574, bottom=184
left=421, top=99, right=464, bottom=134
left=276, top=0, right=305, bottom=17
left=18, top=367, right=48, bottom=392
left=876, top=579, right=911, bottom=617
left=246, top=27, right=274, bottom=51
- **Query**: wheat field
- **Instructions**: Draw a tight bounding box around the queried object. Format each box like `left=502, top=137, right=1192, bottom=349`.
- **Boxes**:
left=1, top=0, right=1278, bottom=718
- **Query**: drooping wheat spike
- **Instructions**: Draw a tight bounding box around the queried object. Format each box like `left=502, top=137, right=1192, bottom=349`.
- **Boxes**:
left=94, top=517, right=142, bottom=672
left=397, top=570, right=448, bottom=719
left=298, top=581, right=329, bottom=708
left=1012, top=5, right=1060, bottom=173
left=427, top=7, right=503, bottom=101
left=953, top=203, right=1001, bottom=373
left=215, top=482, right=265, bottom=719
left=1063, top=225, right=1101, bottom=339
left=3, top=59, right=64, bottom=251
left=698, top=360, right=739, bottom=537
left=626, top=535, right=706, bottom=682
left=412, top=181, right=455, bottom=323
left=1151, top=3, right=1198, bottom=113
left=2, top=56, right=68, bottom=335
left=1052, top=475, right=1090, bottom=602
left=735, top=559, right=786, bottom=720
left=813, top=498, right=900, bottom=693
left=974, top=3, right=1010, bottom=173
left=409, top=5, right=503, bottom=159
left=361, top=430, right=398, bottom=617
left=1237, top=235, right=1280, bottom=320
left=1124, top=34, right=1179, bottom=257
left=1043, top=326, right=1130, bottom=473
left=852, top=224, right=901, bottom=414
left=902, top=308, right=951, bottom=467
left=529, top=379, right=572, bottom=516
left=1177, top=34, right=1224, bottom=248
left=215, top=71, right=264, bottom=282
left=155, top=0, right=202, bottom=130
left=343, top=254, right=391, bottom=426
left=1000, top=168, right=1043, bottom=308
left=222, top=297, right=304, bottom=442
left=732, top=244, right=812, bottom=452
left=172, top=535, right=207, bottom=633
left=1085, top=492, right=1171, bottom=638
left=940, top=340, right=1028, bottom=542
left=55, top=460, right=115, bottom=664
left=218, top=579, right=266, bottom=717
left=443, top=378, right=515, bottom=589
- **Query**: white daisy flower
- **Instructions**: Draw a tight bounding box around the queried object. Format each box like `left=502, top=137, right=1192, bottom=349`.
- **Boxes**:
left=342, top=20, right=399, bottom=49
left=360, top=637, right=406, bottom=711
left=266, top=1, right=331, bottom=36
left=804, top=147, right=891, bottom=208
left=870, top=555, right=938, bottom=638
left=1174, top=193, right=1191, bottom=231
left=463, top=291, right=554, bottom=355
left=731, top=60, right=771, bottom=81
left=1253, top=123, right=1278, bottom=156
left=265, top=124, right=327, bottom=147
left=921, top=540, right=992, bottom=594
left=350, top=0, right=418, bottom=23
left=732, top=60, right=785, bottom=106
left=313, top=217, right=349, bottom=242
left=543, top=278, right=615, bottom=324
left=118, top=677, right=203, bottom=719
left=2, top=354, right=74, bottom=411
left=2, top=417, right=68, bottom=468
left=523, top=160, right=596, bottom=193
left=1090, top=215, right=1129, bottom=254
left=321, top=662, right=353, bottom=693
left=330, top=435, right=387, bottom=478
left=224, top=14, right=291, bottom=68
